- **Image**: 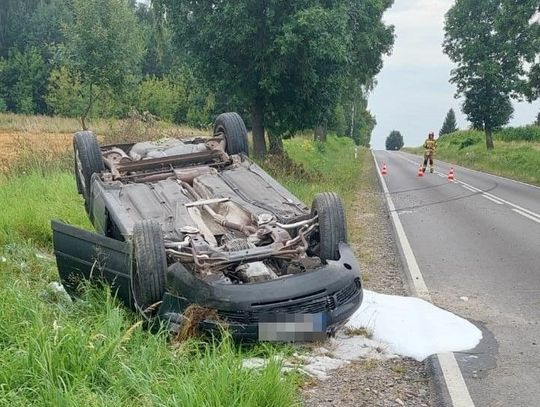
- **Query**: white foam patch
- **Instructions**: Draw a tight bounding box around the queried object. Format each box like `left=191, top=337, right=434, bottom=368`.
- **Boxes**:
left=347, top=290, right=482, bottom=361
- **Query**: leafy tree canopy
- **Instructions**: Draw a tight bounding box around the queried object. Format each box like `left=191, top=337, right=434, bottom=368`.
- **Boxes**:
left=158, top=0, right=393, bottom=157
left=444, top=0, right=540, bottom=149
left=385, top=130, right=403, bottom=150
left=62, top=0, right=145, bottom=128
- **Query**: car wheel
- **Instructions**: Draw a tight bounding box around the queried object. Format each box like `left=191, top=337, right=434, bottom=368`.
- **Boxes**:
left=214, top=112, right=249, bottom=156
left=131, top=220, right=167, bottom=316
left=311, top=192, right=347, bottom=261
left=73, top=131, right=104, bottom=202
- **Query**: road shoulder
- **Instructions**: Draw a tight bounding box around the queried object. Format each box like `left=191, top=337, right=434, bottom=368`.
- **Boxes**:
left=302, top=150, right=430, bottom=406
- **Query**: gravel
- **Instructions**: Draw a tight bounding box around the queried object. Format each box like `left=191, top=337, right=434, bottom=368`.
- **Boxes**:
left=302, top=152, right=432, bottom=407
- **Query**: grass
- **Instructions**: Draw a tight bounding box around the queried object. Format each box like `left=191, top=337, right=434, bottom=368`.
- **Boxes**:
left=0, top=120, right=367, bottom=406
left=264, top=135, right=364, bottom=214
left=405, top=130, right=540, bottom=186
left=0, top=249, right=299, bottom=406
left=0, top=171, right=90, bottom=246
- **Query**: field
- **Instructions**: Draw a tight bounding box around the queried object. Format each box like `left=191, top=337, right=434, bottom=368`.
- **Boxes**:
left=405, top=130, right=540, bottom=186
left=0, top=113, right=366, bottom=406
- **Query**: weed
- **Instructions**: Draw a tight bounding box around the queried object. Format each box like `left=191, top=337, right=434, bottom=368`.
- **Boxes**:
left=344, top=326, right=373, bottom=338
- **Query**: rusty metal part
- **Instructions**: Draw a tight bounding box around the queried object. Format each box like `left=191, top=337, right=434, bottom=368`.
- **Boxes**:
left=115, top=150, right=226, bottom=173
left=102, top=147, right=132, bottom=179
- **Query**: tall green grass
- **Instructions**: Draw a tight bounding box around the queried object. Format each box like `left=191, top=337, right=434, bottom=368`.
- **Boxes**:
left=0, top=246, right=298, bottom=406
left=406, top=130, right=540, bottom=186
left=265, top=135, right=363, bottom=207
left=0, top=171, right=90, bottom=246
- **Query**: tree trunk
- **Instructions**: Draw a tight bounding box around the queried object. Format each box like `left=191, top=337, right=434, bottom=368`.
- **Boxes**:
left=314, top=124, right=327, bottom=142
left=485, top=127, right=494, bottom=150
left=268, top=131, right=283, bottom=155
left=251, top=101, right=267, bottom=158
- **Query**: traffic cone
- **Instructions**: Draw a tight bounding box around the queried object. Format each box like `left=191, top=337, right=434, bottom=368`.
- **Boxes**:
left=448, top=167, right=455, bottom=181
left=418, top=166, right=424, bottom=177
left=381, top=163, right=388, bottom=175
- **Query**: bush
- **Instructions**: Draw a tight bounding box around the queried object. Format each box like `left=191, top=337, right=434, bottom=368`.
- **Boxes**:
left=136, top=76, right=186, bottom=123
left=46, top=66, right=128, bottom=120
left=458, top=137, right=478, bottom=150
left=45, top=66, right=85, bottom=117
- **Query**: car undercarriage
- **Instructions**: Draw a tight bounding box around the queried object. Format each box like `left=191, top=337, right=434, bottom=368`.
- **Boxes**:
left=52, top=112, right=363, bottom=341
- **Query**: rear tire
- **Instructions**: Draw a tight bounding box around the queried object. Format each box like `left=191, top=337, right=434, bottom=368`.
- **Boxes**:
left=131, top=220, right=167, bottom=316
left=214, top=112, right=249, bottom=156
left=311, top=192, right=347, bottom=261
left=73, top=131, right=104, bottom=203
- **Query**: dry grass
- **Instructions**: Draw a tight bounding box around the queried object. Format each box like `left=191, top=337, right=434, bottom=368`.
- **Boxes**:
left=0, top=112, right=210, bottom=173
left=343, top=326, right=373, bottom=338
left=174, top=305, right=221, bottom=343
left=0, top=111, right=208, bottom=137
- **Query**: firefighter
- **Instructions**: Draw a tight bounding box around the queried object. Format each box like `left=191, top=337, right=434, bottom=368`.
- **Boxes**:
left=422, top=132, right=437, bottom=173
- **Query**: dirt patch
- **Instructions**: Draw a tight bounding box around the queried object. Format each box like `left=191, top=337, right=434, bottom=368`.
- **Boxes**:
left=0, top=130, right=72, bottom=172
left=302, top=151, right=431, bottom=406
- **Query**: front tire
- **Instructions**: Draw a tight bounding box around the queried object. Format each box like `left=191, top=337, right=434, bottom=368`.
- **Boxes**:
left=131, top=220, right=167, bottom=316
left=214, top=112, right=249, bottom=156
left=311, top=192, right=347, bottom=261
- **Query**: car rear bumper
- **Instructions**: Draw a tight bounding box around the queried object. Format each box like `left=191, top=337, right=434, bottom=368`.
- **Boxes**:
left=159, top=243, right=363, bottom=341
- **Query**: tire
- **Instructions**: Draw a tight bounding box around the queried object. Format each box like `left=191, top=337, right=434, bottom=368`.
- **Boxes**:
left=213, top=112, right=249, bottom=156
left=311, top=192, right=347, bottom=261
left=73, top=131, right=104, bottom=200
left=131, top=220, right=167, bottom=316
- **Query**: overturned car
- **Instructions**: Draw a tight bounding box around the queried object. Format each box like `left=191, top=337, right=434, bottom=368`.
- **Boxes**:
left=52, top=112, right=363, bottom=341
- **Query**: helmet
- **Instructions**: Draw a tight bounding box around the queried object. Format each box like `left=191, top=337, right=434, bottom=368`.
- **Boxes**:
left=428, top=132, right=435, bottom=138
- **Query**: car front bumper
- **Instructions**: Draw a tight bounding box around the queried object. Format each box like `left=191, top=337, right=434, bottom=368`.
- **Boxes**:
left=159, top=243, right=363, bottom=342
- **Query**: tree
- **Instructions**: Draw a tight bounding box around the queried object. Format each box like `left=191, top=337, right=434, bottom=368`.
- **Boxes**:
left=160, top=1, right=349, bottom=157
left=159, top=0, right=393, bottom=158
left=535, top=111, right=540, bottom=127
left=62, top=0, right=144, bottom=129
left=0, top=0, right=44, bottom=57
left=0, top=47, right=48, bottom=114
left=439, top=108, right=458, bottom=136
left=385, top=130, right=403, bottom=151
left=444, top=0, right=540, bottom=150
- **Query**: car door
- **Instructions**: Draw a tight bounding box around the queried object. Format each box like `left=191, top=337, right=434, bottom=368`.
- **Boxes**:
left=51, top=220, right=133, bottom=308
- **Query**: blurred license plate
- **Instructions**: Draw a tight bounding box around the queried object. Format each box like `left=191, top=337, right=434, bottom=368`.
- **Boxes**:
left=258, top=313, right=329, bottom=342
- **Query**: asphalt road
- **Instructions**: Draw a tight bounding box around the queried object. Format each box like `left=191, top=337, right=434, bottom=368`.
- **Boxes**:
left=373, top=150, right=540, bottom=407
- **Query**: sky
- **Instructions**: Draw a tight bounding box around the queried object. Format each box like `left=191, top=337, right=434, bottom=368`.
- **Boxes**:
left=369, top=0, right=540, bottom=149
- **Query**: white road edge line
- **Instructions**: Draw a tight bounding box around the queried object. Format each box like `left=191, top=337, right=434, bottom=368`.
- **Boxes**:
left=512, top=208, right=540, bottom=224
left=372, top=151, right=476, bottom=407
left=482, top=195, right=504, bottom=205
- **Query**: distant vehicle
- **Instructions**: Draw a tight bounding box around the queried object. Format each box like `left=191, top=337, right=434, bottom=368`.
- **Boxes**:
left=52, top=112, right=363, bottom=341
